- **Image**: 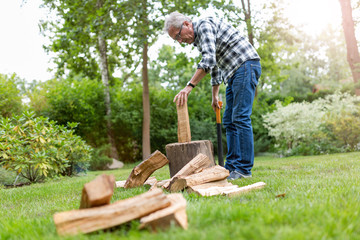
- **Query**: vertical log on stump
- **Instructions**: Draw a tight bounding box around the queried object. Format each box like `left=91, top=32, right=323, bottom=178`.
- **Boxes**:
left=177, top=104, right=191, bottom=143
left=167, top=101, right=214, bottom=177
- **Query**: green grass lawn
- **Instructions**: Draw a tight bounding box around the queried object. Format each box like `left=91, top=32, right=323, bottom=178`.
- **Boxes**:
left=1, top=152, right=360, bottom=240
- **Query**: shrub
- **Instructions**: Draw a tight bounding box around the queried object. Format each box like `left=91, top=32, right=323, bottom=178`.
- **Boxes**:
left=263, top=92, right=360, bottom=156
left=322, top=111, right=360, bottom=151
left=0, top=111, right=92, bottom=183
left=89, top=144, right=113, bottom=170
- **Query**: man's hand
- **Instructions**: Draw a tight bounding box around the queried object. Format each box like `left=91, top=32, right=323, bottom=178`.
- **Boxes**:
left=173, top=86, right=193, bottom=106
left=211, top=85, right=221, bottom=111
left=212, top=96, right=221, bottom=112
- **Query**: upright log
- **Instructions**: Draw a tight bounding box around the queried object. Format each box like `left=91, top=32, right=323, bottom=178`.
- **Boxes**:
left=80, top=174, right=115, bottom=209
left=124, top=150, right=169, bottom=188
left=163, top=153, right=213, bottom=190
left=168, top=165, right=230, bottom=192
left=177, top=103, right=191, bottom=143
left=54, top=188, right=170, bottom=236
left=166, top=140, right=215, bottom=177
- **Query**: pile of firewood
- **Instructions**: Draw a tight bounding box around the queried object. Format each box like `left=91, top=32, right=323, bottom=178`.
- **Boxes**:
left=117, top=150, right=266, bottom=197
left=53, top=150, right=265, bottom=236
left=53, top=172, right=187, bottom=236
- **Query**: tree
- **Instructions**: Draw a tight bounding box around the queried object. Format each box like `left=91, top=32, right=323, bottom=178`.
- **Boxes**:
left=39, top=0, right=219, bottom=160
left=0, top=73, right=23, bottom=118
left=39, top=0, right=133, bottom=160
left=338, top=0, right=360, bottom=84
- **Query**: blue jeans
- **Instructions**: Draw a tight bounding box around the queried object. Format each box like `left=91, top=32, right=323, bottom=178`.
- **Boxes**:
left=223, top=60, right=261, bottom=175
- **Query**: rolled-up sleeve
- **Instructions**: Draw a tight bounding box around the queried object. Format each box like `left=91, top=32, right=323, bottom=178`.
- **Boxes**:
left=196, top=21, right=217, bottom=74
left=210, top=65, right=222, bottom=86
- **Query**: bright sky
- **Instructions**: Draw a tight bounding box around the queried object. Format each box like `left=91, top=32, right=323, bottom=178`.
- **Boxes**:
left=0, top=0, right=344, bottom=83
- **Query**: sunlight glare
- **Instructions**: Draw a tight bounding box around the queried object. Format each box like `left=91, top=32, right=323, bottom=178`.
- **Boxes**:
left=285, top=0, right=342, bottom=35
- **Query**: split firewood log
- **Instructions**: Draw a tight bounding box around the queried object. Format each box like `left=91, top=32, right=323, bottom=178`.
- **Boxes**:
left=124, top=150, right=169, bottom=188
left=139, top=193, right=187, bottom=231
left=188, top=181, right=266, bottom=197
left=163, top=153, right=213, bottom=190
left=80, top=174, right=115, bottom=209
left=54, top=188, right=170, bottom=236
left=168, top=165, right=229, bottom=192
left=116, top=176, right=157, bottom=188
left=222, top=182, right=266, bottom=197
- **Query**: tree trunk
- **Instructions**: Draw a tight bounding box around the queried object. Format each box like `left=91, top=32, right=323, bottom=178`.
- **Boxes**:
left=241, top=0, right=258, bottom=97
left=339, top=0, right=360, bottom=83
left=141, top=0, right=151, bottom=160
left=241, top=0, right=254, bottom=46
left=142, top=42, right=151, bottom=160
left=97, top=0, right=119, bottom=160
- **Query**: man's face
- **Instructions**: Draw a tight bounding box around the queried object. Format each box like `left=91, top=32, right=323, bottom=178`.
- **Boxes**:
left=168, top=21, right=194, bottom=45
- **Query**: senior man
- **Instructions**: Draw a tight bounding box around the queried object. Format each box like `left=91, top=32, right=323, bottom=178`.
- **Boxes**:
left=164, top=12, right=261, bottom=180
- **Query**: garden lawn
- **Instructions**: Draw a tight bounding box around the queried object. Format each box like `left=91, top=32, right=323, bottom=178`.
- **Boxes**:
left=1, top=152, right=360, bottom=240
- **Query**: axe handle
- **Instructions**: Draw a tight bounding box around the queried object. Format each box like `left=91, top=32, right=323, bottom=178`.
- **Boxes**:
left=216, top=101, right=224, bottom=166
left=216, top=101, right=223, bottom=123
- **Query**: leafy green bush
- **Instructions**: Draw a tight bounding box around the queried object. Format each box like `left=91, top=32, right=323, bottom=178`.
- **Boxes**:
left=89, top=144, right=113, bottom=170
left=0, top=111, right=92, bottom=183
left=0, top=73, right=23, bottom=118
left=263, top=92, right=360, bottom=156
left=322, top=111, right=360, bottom=151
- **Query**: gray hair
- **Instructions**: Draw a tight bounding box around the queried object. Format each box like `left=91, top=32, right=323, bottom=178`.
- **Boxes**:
left=163, top=12, right=192, bottom=33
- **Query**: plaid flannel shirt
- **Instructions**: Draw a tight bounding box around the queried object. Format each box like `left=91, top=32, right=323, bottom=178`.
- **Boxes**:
left=193, top=17, right=260, bottom=86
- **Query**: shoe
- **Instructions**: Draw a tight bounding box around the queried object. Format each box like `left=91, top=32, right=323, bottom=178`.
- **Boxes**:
left=227, top=170, right=252, bottom=180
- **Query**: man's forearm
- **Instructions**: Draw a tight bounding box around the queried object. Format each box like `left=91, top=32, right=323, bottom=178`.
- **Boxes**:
left=212, top=84, right=220, bottom=99
left=188, top=68, right=207, bottom=86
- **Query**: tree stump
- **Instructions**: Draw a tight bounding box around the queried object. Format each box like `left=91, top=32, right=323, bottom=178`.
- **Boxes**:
left=165, top=140, right=215, bottom=177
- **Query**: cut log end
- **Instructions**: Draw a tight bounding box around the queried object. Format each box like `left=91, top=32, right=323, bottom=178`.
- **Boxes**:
left=79, top=174, right=115, bottom=209
left=139, top=193, right=187, bottom=231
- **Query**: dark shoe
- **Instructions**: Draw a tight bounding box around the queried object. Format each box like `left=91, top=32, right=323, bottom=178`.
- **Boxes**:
left=227, top=170, right=252, bottom=180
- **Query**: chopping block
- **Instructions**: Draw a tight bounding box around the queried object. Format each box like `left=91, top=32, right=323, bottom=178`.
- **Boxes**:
left=166, top=103, right=215, bottom=177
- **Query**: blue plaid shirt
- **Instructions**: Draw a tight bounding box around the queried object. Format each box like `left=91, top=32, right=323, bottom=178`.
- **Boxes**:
left=193, top=17, right=260, bottom=86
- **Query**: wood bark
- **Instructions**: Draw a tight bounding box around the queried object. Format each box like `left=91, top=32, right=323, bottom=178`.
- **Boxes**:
left=96, top=0, right=119, bottom=160
left=53, top=188, right=170, bottom=236
left=339, top=0, right=360, bottom=84
left=177, top=103, right=191, bottom=143
left=139, top=193, right=187, bottom=231
left=80, top=174, right=115, bottom=209
left=168, top=165, right=229, bottom=192
left=166, top=140, right=215, bottom=177
left=124, top=150, right=169, bottom=188
left=163, top=153, right=214, bottom=190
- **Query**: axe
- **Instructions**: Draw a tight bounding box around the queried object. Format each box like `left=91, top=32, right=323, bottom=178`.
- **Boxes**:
left=216, top=94, right=224, bottom=166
